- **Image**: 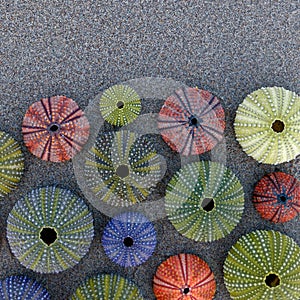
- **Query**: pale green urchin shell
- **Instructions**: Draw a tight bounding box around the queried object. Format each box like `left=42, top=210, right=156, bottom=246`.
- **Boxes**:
left=234, top=87, right=300, bottom=164
left=70, top=273, right=144, bottom=299
left=0, top=131, right=24, bottom=197
left=99, top=84, right=141, bottom=126
left=7, top=186, right=94, bottom=273
left=165, top=161, right=244, bottom=242
left=224, top=230, right=300, bottom=300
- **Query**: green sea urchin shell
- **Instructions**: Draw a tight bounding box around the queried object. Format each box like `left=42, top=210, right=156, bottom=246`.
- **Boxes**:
left=85, top=130, right=164, bottom=207
left=224, top=230, right=300, bottom=300
left=7, top=186, right=94, bottom=273
left=0, top=131, right=24, bottom=197
left=165, top=161, right=244, bottom=242
left=70, top=273, right=144, bottom=299
left=234, top=87, right=300, bottom=164
left=99, top=84, right=141, bottom=126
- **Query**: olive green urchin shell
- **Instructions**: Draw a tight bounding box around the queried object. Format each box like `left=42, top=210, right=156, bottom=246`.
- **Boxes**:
left=70, top=273, right=144, bottom=299
left=7, top=186, right=94, bottom=273
left=165, top=161, right=244, bottom=242
left=99, top=84, right=141, bottom=126
left=224, top=230, right=300, bottom=300
left=234, top=87, right=300, bottom=164
left=0, top=131, right=24, bottom=197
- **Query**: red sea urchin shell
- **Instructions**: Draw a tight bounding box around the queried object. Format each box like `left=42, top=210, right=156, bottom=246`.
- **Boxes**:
left=22, top=95, right=90, bottom=162
left=253, top=172, right=300, bottom=223
left=157, top=87, right=225, bottom=156
left=153, top=253, right=216, bottom=300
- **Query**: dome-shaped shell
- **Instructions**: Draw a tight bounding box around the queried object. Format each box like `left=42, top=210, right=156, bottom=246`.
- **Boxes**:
left=253, top=171, right=300, bottom=223
left=22, top=95, right=90, bottom=162
left=234, top=87, right=300, bottom=164
left=153, top=253, right=216, bottom=299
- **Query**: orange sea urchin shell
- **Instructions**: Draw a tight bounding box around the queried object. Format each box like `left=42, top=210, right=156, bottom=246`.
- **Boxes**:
left=22, top=95, right=90, bottom=162
left=253, top=172, right=300, bottom=223
left=153, top=253, right=216, bottom=300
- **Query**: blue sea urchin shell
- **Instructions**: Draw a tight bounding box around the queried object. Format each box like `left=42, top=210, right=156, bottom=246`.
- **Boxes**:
left=224, top=230, right=300, bottom=300
left=165, top=161, right=244, bottom=242
left=234, top=87, right=300, bottom=164
left=0, top=131, right=24, bottom=197
left=85, top=130, right=164, bottom=207
left=0, top=275, right=50, bottom=299
left=70, top=273, right=144, bottom=299
left=7, top=186, right=94, bottom=273
left=102, top=212, right=156, bottom=267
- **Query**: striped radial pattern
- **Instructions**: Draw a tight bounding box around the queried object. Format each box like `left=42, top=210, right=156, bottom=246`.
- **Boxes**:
left=0, top=276, right=50, bottom=300
left=70, top=273, right=144, bottom=300
left=165, top=161, right=244, bottom=242
left=234, top=87, right=300, bottom=164
left=7, top=186, right=94, bottom=273
left=253, top=172, right=300, bottom=223
left=22, top=95, right=90, bottom=162
left=102, top=212, right=156, bottom=267
left=153, top=253, right=216, bottom=300
left=85, top=130, right=163, bottom=207
left=157, top=87, right=225, bottom=156
left=99, top=84, right=141, bottom=126
left=224, top=230, right=300, bottom=300
left=0, top=131, right=24, bottom=197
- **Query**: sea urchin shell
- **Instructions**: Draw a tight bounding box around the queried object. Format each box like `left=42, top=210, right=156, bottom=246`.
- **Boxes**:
left=7, top=186, right=94, bottom=273
left=157, top=87, right=225, bottom=156
left=22, top=95, right=90, bottom=162
left=165, top=161, right=244, bottom=242
left=253, top=171, right=300, bottom=223
left=0, top=275, right=50, bottom=300
left=99, top=84, right=141, bottom=126
left=234, top=87, right=300, bottom=164
left=102, top=212, right=156, bottom=267
left=224, top=230, right=300, bottom=300
left=70, top=273, right=144, bottom=299
left=153, top=253, right=216, bottom=299
left=0, top=131, right=24, bottom=197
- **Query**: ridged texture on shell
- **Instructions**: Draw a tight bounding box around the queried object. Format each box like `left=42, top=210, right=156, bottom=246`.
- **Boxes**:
left=0, top=131, right=24, bottom=197
left=234, top=87, right=300, bottom=164
left=7, top=186, right=94, bottom=273
left=157, top=87, right=225, bottom=156
left=102, top=212, right=156, bottom=267
left=22, top=95, right=90, bottom=162
left=85, top=130, right=163, bottom=207
left=0, top=275, right=50, bottom=300
left=165, top=161, right=244, bottom=242
left=153, top=253, right=216, bottom=300
left=70, top=273, right=144, bottom=300
left=253, top=172, right=300, bottom=223
left=224, top=230, right=300, bottom=300
left=99, top=84, right=141, bottom=126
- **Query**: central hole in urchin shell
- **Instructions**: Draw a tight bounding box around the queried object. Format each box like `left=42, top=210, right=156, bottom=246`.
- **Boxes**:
left=271, top=120, right=284, bottom=133
left=280, top=195, right=287, bottom=202
left=47, top=123, right=60, bottom=133
left=183, top=287, right=190, bottom=294
left=117, top=101, right=124, bottom=109
left=40, top=227, right=57, bottom=246
left=116, top=165, right=129, bottom=178
left=123, top=236, right=134, bottom=247
left=265, top=273, right=280, bottom=288
left=201, top=198, right=215, bottom=212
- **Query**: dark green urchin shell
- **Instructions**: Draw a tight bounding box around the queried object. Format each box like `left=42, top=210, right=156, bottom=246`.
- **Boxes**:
left=7, top=186, right=94, bottom=273
left=99, top=84, right=141, bottom=126
left=85, top=130, right=164, bottom=207
left=224, top=230, right=300, bottom=300
left=0, top=131, right=24, bottom=197
left=70, top=273, right=144, bottom=299
left=234, top=87, right=300, bottom=165
left=165, top=161, right=244, bottom=242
